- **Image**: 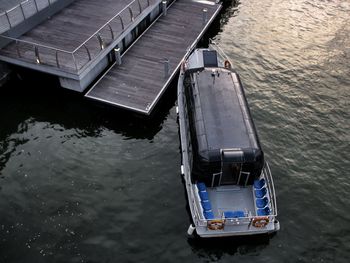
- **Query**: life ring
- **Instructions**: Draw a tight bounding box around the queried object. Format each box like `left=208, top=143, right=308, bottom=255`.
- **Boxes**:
left=252, top=217, right=270, bottom=228
left=207, top=220, right=225, bottom=230
left=224, top=60, right=231, bottom=69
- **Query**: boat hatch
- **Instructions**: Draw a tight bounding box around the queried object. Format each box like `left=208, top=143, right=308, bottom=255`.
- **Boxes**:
left=203, top=50, right=218, bottom=67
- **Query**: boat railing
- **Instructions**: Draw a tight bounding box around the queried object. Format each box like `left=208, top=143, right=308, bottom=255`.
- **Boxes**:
left=0, top=0, right=154, bottom=73
left=195, top=162, right=278, bottom=228
left=187, top=172, right=204, bottom=225
left=0, top=0, right=59, bottom=34
left=263, top=161, right=278, bottom=217
left=198, top=214, right=277, bottom=229
left=208, top=38, right=233, bottom=65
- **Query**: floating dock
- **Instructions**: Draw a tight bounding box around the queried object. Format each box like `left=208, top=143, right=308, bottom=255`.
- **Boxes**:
left=0, top=0, right=222, bottom=115
left=86, top=0, right=221, bottom=114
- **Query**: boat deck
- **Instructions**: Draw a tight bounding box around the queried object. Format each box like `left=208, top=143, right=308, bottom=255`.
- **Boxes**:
left=85, top=0, right=222, bottom=115
left=207, top=186, right=256, bottom=218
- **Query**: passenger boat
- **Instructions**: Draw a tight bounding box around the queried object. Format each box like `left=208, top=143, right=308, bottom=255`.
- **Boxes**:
left=177, top=42, right=280, bottom=238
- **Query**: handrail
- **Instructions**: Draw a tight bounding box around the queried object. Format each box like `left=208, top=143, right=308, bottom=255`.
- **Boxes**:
left=0, top=0, right=58, bottom=31
left=72, top=0, right=150, bottom=54
left=209, top=39, right=228, bottom=58
left=193, top=162, right=278, bottom=227
left=0, top=35, right=72, bottom=54
left=0, top=33, right=75, bottom=71
left=209, top=38, right=234, bottom=68
left=262, top=162, right=278, bottom=216
left=0, top=0, right=154, bottom=72
left=265, top=162, right=278, bottom=215
left=0, top=0, right=29, bottom=14
left=197, top=212, right=277, bottom=223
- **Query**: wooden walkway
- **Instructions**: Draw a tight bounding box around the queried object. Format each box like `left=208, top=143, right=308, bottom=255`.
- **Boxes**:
left=0, top=0, right=157, bottom=72
left=85, top=0, right=222, bottom=115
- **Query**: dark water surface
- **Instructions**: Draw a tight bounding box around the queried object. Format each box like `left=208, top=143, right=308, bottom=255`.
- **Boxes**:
left=1, top=0, right=349, bottom=262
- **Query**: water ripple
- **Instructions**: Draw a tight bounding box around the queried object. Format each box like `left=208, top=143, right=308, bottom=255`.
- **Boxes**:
left=0, top=0, right=349, bottom=262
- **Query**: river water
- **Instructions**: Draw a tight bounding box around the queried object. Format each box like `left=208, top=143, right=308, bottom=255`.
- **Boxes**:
left=0, top=0, right=349, bottom=262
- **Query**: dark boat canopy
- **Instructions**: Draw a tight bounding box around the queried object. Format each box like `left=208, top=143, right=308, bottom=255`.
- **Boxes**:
left=185, top=67, right=264, bottom=180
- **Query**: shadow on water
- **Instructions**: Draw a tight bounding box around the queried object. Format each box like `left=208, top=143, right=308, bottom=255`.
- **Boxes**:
left=199, top=0, right=241, bottom=48
left=187, top=234, right=272, bottom=259
left=0, top=68, right=176, bottom=140
left=0, top=68, right=177, bottom=177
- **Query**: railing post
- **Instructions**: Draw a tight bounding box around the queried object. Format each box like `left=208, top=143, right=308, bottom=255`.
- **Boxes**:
left=20, top=3, right=26, bottom=20
left=118, top=15, right=125, bottom=30
left=72, top=53, right=78, bottom=72
left=128, top=7, right=134, bottom=21
left=202, top=8, right=208, bottom=26
left=114, top=47, right=122, bottom=65
left=33, top=0, right=39, bottom=12
left=162, top=1, right=167, bottom=16
left=163, top=58, right=169, bottom=78
left=5, top=11, right=11, bottom=29
left=107, top=24, right=115, bottom=40
left=137, top=0, right=142, bottom=14
left=83, top=45, right=91, bottom=61
left=34, top=46, right=41, bottom=64
left=15, top=40, right=21, bottom=58
left=97, top=33, right=105, bottom=50
left=55, top=51, right=60, bottom=68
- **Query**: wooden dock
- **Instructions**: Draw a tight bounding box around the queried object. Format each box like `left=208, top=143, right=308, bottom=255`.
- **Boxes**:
left=85, top=0, right=222, bottom=115
left=0, top=0, right=157, bottom=73
left=0, top=0, right=222, bottom=114
left=0, top=0, right=73, bottom=35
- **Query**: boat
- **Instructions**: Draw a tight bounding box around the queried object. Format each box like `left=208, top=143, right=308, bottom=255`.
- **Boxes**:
left=177, top=42, right=280, bottom=238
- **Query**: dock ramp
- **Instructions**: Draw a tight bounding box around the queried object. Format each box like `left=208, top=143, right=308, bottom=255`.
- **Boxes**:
left=85, top=0, right=222, bottom=115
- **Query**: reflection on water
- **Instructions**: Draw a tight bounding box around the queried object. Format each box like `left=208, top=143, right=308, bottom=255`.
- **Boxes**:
left=187, top=234, right=272, bottom=260
left=216, top=0, right=350, bottom=262
left=0, top=0, right=349, bottom=262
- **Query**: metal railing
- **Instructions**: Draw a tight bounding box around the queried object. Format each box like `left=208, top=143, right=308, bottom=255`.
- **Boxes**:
left=193, top=161, right=278, bottom=228
left=0, top=0, right=59, bottom=33
left=263, top=161, right=278, bottom=216
left=0, top=0, right=154, bottom=73
left=208, top=38, right=234, bottom=69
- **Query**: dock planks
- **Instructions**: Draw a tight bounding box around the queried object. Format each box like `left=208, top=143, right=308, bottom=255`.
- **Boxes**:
left=0, top=0, right=155, bottom=73
left=85, top=0, right=222, bottom=115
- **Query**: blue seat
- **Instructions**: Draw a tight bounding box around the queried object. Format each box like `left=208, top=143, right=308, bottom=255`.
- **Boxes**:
left=255, top=187, right=267, bottom=198
left=256, top=197, right=269, bottom=208
left=254, top=178, right=265, bottom=189
left=257, top=207, right=271, bottom=216
left=201, top=201, right=212, bottom=211
left=224, top=210, right=245, bottom=218
left=199, top=190, right=209, bottom=201
left=197, top=182, right=207, bottom=192
left=204, top=211, right=215, bottom=220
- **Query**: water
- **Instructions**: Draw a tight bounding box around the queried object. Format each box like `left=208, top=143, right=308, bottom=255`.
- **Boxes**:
left=0, top=0, right=349, bottom=262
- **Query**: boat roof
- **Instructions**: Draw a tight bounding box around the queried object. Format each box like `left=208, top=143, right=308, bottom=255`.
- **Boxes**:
left=190, top=67, right=262, bottom=162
